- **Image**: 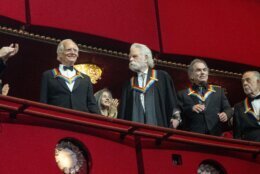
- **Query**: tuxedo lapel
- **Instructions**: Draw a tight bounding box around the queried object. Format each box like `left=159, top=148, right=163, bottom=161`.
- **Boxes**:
left=243, top=98, right=259, bottom=123
left=57, top=77, right=71, bottom=92
left=189, top=94, right=201, bottom=105
left=241, top=107, right=259, bottom=127
left=187, top=88, right=203, bottom=105
left=147, top=68, right=152, bottom=86
left=72, top=77, right=81, bottom=91
left=204, top=92, right=213, bottom=108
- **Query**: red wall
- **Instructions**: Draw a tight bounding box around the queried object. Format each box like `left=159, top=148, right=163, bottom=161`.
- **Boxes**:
left=158, top=0, right=260, bottom=66
left=0, top=0, right=26, bottom=22
left=29, top=0, right=160, bottom=51
left=0, top=100, right=259, bottom=174
left=0, top=123, right=138, bottom=174
left=0, top=0, right=259, bottom=66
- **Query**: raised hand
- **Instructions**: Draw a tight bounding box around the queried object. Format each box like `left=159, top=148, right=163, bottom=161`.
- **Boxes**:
left=0, top=43, right=19, bottom=61
left=108, top=98, right=119, bottom=118
left=1, top=84, right=10, bottom=96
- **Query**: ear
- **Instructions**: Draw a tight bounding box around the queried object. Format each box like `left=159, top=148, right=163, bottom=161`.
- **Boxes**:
left=144, top=55, right=148, bottom=62
left=189, top=75, right=194, bottom=82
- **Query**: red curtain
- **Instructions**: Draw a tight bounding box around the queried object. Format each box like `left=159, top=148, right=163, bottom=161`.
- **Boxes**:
left=158, top=0, right=260, bottom=66
left=1, top=0, right=259, bottom=66
left=29, top=0, right=160, bottom=51
left=0, top=0, right=26, bottom=23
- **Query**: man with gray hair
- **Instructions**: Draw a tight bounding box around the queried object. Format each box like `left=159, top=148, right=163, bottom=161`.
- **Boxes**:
left=40, top=39, right=100, bottom=114
left=233, top=71, right=260, bottom=142
left=119, top=43, right=180, bottom=128
left=177, top=59, right=233, bottom=136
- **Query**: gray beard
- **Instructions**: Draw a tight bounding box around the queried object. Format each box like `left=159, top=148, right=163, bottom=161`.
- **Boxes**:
left=129, top=62, right=148, bottom=73
left=129, top=63, right=141, bottom=73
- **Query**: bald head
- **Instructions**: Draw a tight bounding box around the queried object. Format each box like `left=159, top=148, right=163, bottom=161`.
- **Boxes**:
left=57, top=39, right=79, bottom=66
left=242, top=71, right=260, bottom=98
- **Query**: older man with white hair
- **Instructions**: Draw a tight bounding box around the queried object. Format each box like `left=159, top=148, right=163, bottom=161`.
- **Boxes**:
left=119, top=43, right=180, bottom=128
left=233, top=71, right=260, bottom=142
left=177, top=59, right=233, bottom=136
left=40, top=39, right=100, bottom=114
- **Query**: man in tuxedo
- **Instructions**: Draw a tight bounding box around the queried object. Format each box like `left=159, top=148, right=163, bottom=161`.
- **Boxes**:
left=118, top=43, right=180, bottom=128
left=177, top=59, right=233, bottom=136
left=233, top=71, right=260, bottom=142
left=0, top=43, right=19, bottom=95
left=40, top=39, right=100, bottom=114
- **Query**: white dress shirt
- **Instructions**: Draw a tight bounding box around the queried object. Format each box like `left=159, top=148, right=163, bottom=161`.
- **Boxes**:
left=251, top=92, right=260, bottom=120
left=138, top=69, right=148, bottom=111
left=59, top=64, right=76, bottom=92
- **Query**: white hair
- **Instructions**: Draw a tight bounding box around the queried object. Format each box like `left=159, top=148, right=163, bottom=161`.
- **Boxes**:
left=130, top=43, right=154, bottom=68
left=57, top=39, right=77, bottom=55
left=188, top=58, right=209, bottom=81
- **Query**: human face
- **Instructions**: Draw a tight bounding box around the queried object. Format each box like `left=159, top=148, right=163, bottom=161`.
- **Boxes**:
left=58, top=40, right=79, bottom=66
left=129, top=47, right=148, bottom=73
left=100, top=91, right=112, bottom=108
left=242, top=72, right=260, bottom=97
left=191, top=62, right=209, bottom=85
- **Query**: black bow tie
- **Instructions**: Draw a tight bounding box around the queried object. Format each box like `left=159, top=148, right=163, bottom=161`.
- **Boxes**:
left=63, top=66, right=74, bottom=71
left=193, top=84, right=207, bottom=91
left=249, top=95, right=260, bottom=102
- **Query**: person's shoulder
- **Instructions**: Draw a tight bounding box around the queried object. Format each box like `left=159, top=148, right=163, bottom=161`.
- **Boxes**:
left=234, top=100, right=244, bottom=108
left=209, top=84, right=225, bottom=92
left=178, top=88, right=188, bottom=93
left=155, top=69, right=172, bottom=80
left=42, top=69, right=54, bottom=76
left=177, top=88, right=189, bottom=96
left=210, top=84, right=222, bottom=89
left=77, top=72, right=92, bottom=83
left=122, top=78, right=131, bottom=88
left=79, top=72, right=89, bottom=78
left=156, top=69, right=169, bottom=75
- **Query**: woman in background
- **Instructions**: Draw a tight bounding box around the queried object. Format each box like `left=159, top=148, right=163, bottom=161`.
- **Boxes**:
left=94, top=88, right=119, bottom=118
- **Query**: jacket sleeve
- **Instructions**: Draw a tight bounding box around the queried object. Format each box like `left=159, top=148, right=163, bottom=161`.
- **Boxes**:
left=163, top=71, right=179, bottom=123
left=118, top=82, right=129, bottom=119
left=233, top=104, right=242, bottom=139
left=220, top=88, right=233, bottom=119
left=86, top=77, right=101, bottom=114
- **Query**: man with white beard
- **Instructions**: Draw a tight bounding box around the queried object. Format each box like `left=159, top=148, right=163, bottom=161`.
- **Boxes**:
left=119, top=43, right=180, bottom=128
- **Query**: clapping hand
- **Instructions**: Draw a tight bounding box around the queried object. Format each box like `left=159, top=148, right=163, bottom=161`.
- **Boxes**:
left=0, top=43, right=19, bottom=61
left=108, top=98, right=119, bottom=118
left=1, top=84, right=10, bottom=96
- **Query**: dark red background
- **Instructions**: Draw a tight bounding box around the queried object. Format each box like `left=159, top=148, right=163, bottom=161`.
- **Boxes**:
left=0, top=0, right=259, bottom=66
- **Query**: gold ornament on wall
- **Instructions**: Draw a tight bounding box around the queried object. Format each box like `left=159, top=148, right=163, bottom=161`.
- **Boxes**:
left=74, top=64, right=102, bottom=84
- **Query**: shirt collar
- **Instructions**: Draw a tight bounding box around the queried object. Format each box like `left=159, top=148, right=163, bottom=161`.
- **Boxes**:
left=138, top=68, right=148, bottom=77
left=192, top=83, right=208, bottom=91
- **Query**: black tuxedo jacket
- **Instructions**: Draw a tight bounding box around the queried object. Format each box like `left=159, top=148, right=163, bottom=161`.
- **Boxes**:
left=40, top=68, right=100, bottom=114
left=0, top=59, right=6, bottom=90
left=0, top=59, right=6, bottom=74
left=177, top=85, right=233, bottom=136
left=233, top=99, right=260, bottom=142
